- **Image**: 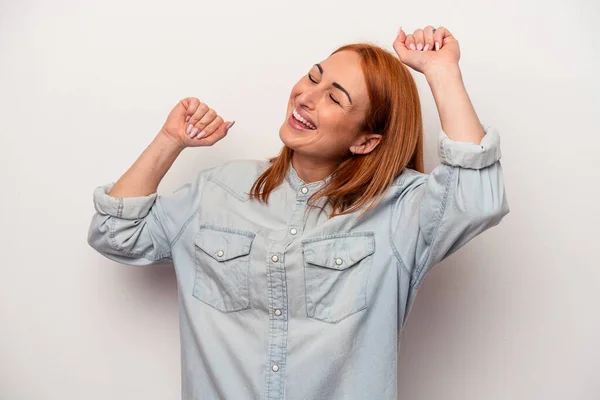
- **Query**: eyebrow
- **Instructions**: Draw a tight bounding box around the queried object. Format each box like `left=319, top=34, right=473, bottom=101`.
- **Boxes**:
left=314, top=64, right=353, bottom=105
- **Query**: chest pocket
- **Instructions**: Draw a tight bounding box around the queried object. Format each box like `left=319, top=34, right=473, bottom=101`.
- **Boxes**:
left=193, top=225, right=255, bottom=313
left=301, top=232, right=375, bottom=324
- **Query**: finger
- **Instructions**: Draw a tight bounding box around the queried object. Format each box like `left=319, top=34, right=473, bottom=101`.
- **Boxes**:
left=193, top=115, right=223, bottom=140
left=182, top=97, right=201, bottom=122
left=186, top=103, right=209, bottom=136
left=434, top=26, right=451, bottom=51
left=413, top=29, right=424, bottom=51
left=190, top=108, right=217, bottom=138
left=423, top=26, right=435, bottom=51
left=405, top=34, right=416, bottom=51
left=199, top=121, right=231, bottom=146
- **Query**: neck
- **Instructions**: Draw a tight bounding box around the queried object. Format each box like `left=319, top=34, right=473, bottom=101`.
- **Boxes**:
left=291, top=151, right=338, bottom=183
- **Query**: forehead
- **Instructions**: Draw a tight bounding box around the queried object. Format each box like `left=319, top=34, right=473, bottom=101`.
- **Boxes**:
left=316, top=51, right=368, bottom=106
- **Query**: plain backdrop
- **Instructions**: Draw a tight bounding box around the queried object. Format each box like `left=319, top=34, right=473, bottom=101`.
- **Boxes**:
left=1, top=0, right=599, bottom=399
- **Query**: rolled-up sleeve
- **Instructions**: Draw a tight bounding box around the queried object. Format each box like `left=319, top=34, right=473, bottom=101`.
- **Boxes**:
left=393, top=124, right=510, bottom=288
left=87, top=169, right=210, bottom=266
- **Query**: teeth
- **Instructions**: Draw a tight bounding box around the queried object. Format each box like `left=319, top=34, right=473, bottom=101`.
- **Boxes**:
left=292, top=109, right=316, bottom=129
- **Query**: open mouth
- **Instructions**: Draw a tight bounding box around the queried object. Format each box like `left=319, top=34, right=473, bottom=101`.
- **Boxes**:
left=289, top=108, right=316, bottom=131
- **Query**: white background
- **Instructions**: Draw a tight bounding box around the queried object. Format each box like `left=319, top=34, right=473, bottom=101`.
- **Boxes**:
left=1, top=0, right=598, bottom=399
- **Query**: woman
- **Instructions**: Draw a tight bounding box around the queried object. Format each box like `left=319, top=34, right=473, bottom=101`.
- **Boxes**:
left=88, top=25, right=509, bottom=400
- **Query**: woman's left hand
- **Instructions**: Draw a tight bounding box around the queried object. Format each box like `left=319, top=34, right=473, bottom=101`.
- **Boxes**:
left=393, top=26, right=460, bottom=76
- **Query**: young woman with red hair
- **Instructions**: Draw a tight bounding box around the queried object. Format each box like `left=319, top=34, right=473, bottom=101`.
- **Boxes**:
left=88, top=25, right=509, bottom=400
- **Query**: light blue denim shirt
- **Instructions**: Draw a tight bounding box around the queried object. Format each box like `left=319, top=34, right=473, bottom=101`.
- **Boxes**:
left=87, top=124, right=509, bottom=400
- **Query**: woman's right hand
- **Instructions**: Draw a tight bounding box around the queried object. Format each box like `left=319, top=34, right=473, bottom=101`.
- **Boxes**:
left=159, top=97, right=234, bottom=148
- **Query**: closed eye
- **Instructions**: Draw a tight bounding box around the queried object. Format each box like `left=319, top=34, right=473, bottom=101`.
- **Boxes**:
left=308, top=74, right=341, bottom=105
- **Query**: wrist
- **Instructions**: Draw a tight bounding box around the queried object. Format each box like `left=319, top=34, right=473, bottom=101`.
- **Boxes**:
left=425, top=64, right=463, bottom=87
left=156, top=130, right=186, bottom=154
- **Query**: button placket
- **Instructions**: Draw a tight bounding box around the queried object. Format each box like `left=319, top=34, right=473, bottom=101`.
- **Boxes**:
left=296, top=186, right=311, bottom=203
left=265, top=243, right=288, bottom=394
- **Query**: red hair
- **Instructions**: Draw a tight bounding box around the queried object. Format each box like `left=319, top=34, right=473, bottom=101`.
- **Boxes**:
left=249, top=43, right=424, bottom=218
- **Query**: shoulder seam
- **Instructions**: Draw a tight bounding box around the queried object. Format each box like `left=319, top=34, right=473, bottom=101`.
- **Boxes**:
left=170, top=170, right=213, bottom=248
left=411, top=166, right=457, bottom=288
left=208, top=176, right=249, bottom=202
left=388, top=194, right=412, bottom=278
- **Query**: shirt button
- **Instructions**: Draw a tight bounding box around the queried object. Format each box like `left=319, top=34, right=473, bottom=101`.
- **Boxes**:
left=271, top=255, right=279, bottom=262
left=301, top=187, right=308, bottom=194
left=335, top=258, right=343, bottom=266
left=290, top=228, right=298, bottom=235
left=272, top=364, right=279, bottom=372
left=217, top=250, right=224, bottom=258
left=274, top=309, right=282, bottom=316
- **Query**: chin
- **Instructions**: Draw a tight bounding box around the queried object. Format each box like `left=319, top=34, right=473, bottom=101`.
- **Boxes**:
left=279, top=122, right=296, bottom=149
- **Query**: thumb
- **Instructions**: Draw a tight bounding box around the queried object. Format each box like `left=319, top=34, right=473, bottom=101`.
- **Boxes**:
left=393, top=27, right=409, bottom=59
left=179, top=97, right=198, bottom=121
left=215, top=120, right=235, bottom=136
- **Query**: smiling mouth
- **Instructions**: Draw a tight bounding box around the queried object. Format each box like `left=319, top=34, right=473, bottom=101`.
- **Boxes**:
left=288, top=113, right=316, bottom=131
left=289, top=109, right=316, bottom=130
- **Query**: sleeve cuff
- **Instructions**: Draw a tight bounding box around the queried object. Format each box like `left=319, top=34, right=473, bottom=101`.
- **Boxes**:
left=438, top=124, right=502, bottom=169
left=93, top=182, right=158, bottom=220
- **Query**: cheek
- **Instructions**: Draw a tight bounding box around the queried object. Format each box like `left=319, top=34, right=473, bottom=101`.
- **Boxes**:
left=290, top=81, right=304, bottom=98
left=320, top=110, right=347, bottom=131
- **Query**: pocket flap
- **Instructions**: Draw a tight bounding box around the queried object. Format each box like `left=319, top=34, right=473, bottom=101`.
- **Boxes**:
left=302, top=234, right=375, bottom=270
left=195, top=226, right=255, bottom=262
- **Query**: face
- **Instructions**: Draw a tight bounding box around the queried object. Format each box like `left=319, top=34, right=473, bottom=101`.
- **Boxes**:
left=279, top=50, right=381, bottom=163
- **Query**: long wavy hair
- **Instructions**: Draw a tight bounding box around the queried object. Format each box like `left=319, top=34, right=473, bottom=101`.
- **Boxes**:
left=249, top=43, right=424, bottom=219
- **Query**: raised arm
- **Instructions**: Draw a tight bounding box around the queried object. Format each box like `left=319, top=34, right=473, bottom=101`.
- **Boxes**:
left=391, top=26, right=509, bottom=288
left=87, top=98, right=233, bottom=266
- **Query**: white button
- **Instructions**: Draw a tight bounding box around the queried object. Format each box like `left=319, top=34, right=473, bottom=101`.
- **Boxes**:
left=301, top=187, right=308, bottom=194
left=335, top=258, right=343, bottom=265
left=271, top=255, right=279, bottom=262
left=217, top=250, right=224, bottom=257
left=290, top=228, right=297, bottom=235
left=274, top=309, right=282, bottom=316
left=272, top=364, right=279, bottom=372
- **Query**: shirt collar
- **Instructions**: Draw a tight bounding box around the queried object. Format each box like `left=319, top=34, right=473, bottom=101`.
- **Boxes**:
left=285, top=160, right=332, bottom=193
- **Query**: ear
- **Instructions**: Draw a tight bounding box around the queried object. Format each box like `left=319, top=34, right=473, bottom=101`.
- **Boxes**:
left=349, top=133, right=383, bottom=155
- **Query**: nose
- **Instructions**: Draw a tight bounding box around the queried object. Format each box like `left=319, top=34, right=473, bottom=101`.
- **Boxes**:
left=296, top=86, right=319, bottom=110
